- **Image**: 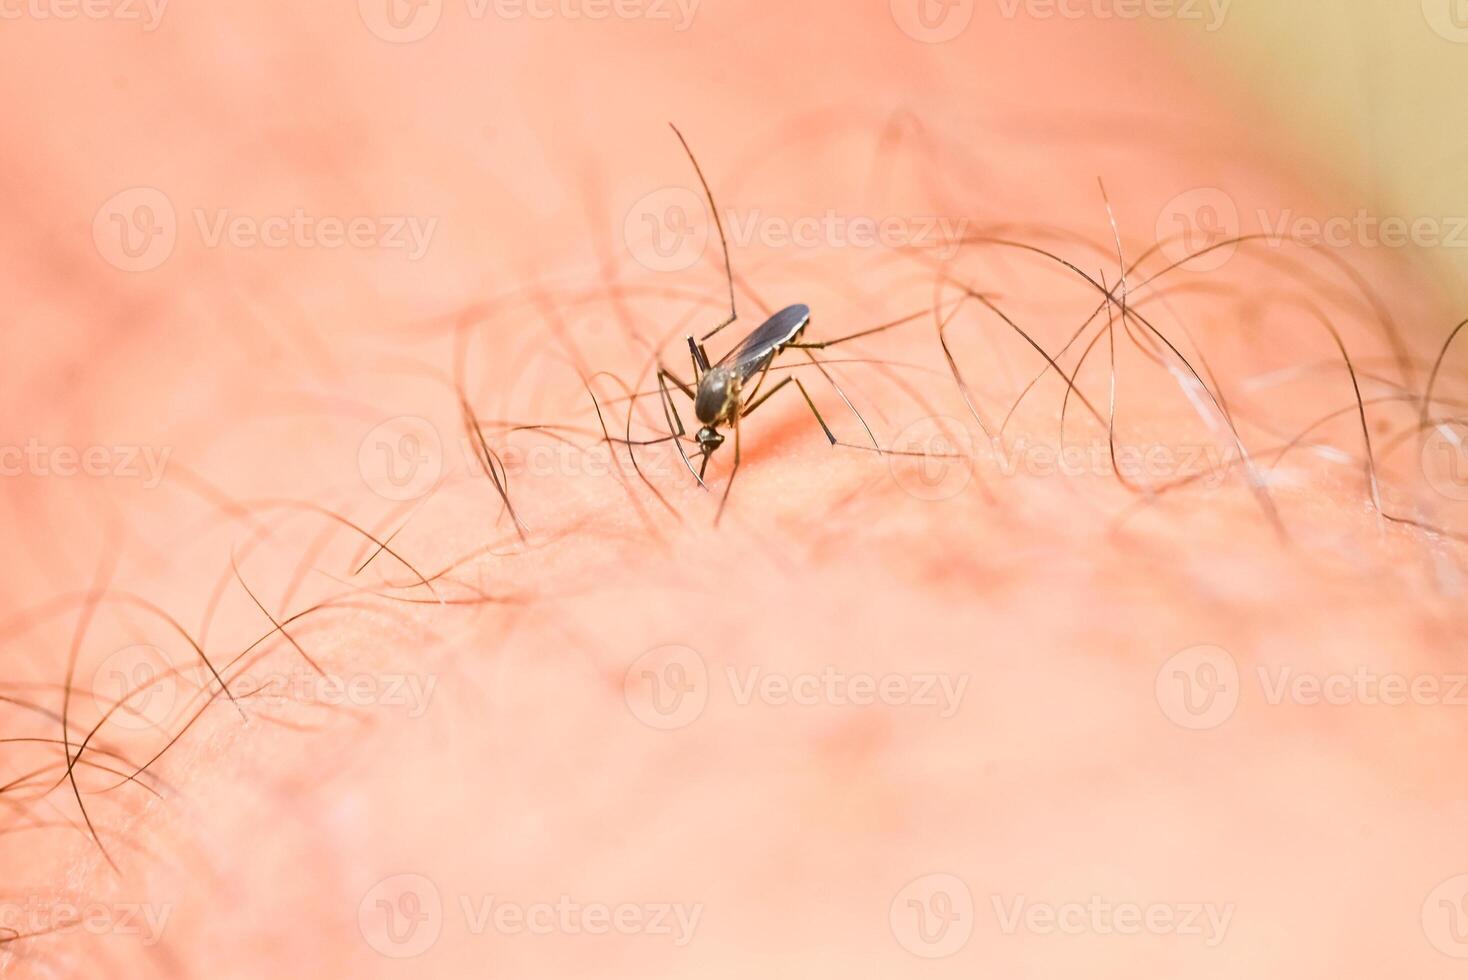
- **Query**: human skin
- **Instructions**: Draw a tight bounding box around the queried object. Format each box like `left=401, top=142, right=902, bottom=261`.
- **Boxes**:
left=3, top=1, right=1468, bottom=977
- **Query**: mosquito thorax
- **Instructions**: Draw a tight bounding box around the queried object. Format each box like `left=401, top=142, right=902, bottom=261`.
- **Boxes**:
left=694, top=367, right=739, bottom=425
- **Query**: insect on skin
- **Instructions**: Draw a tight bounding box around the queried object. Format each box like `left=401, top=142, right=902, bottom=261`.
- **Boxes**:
left=651, top=123, right=955, bottom=524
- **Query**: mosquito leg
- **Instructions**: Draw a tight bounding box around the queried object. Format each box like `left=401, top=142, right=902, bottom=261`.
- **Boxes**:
left=714, top=409, right=742, bottom=526
left=700, top=313, right=737, bottom=342
left=687, top=335, right=710, bottom=375
left=800, top=348, right=881, bottom=451
left=738, top=357, right=776, bottom=413
left=739, top=373, right=837, bottom=445
left=743, top=364, right=965, bottom=463
left=661, top=362, right=695, bottom=399
left=790, top=378, right=837, bottom=445
left=658, top=369, right=706, bottom=489
left=784, top=307, right=935, bottom=351
left=669, top=123, right=738, bottom=343
left=657, top=371, right=688, bottom=437
left=740, top=375, right=792, bottom=418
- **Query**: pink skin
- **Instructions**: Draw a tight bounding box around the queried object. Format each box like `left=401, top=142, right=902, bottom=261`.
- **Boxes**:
left=2, top=2, right=1468, bottom=977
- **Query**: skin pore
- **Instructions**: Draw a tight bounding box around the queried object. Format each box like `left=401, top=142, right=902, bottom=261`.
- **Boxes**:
left=3, top=1, right=1468, bottom=977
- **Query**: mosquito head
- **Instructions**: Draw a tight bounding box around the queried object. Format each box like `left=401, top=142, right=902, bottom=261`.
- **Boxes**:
left=695, top=425, right=725, bottom=460
left=694, top=367, right=739, bottom=426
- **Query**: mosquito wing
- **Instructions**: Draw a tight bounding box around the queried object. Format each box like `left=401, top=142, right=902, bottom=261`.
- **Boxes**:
left=717, top=304, right=811, bottom=381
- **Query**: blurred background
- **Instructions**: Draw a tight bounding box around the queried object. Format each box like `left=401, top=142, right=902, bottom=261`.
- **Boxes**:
left=1182, top=0, right=1468, bottom=306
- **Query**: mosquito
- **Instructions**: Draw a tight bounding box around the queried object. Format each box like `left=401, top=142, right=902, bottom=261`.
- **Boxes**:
left=649, top=123, right=959, bottom=523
